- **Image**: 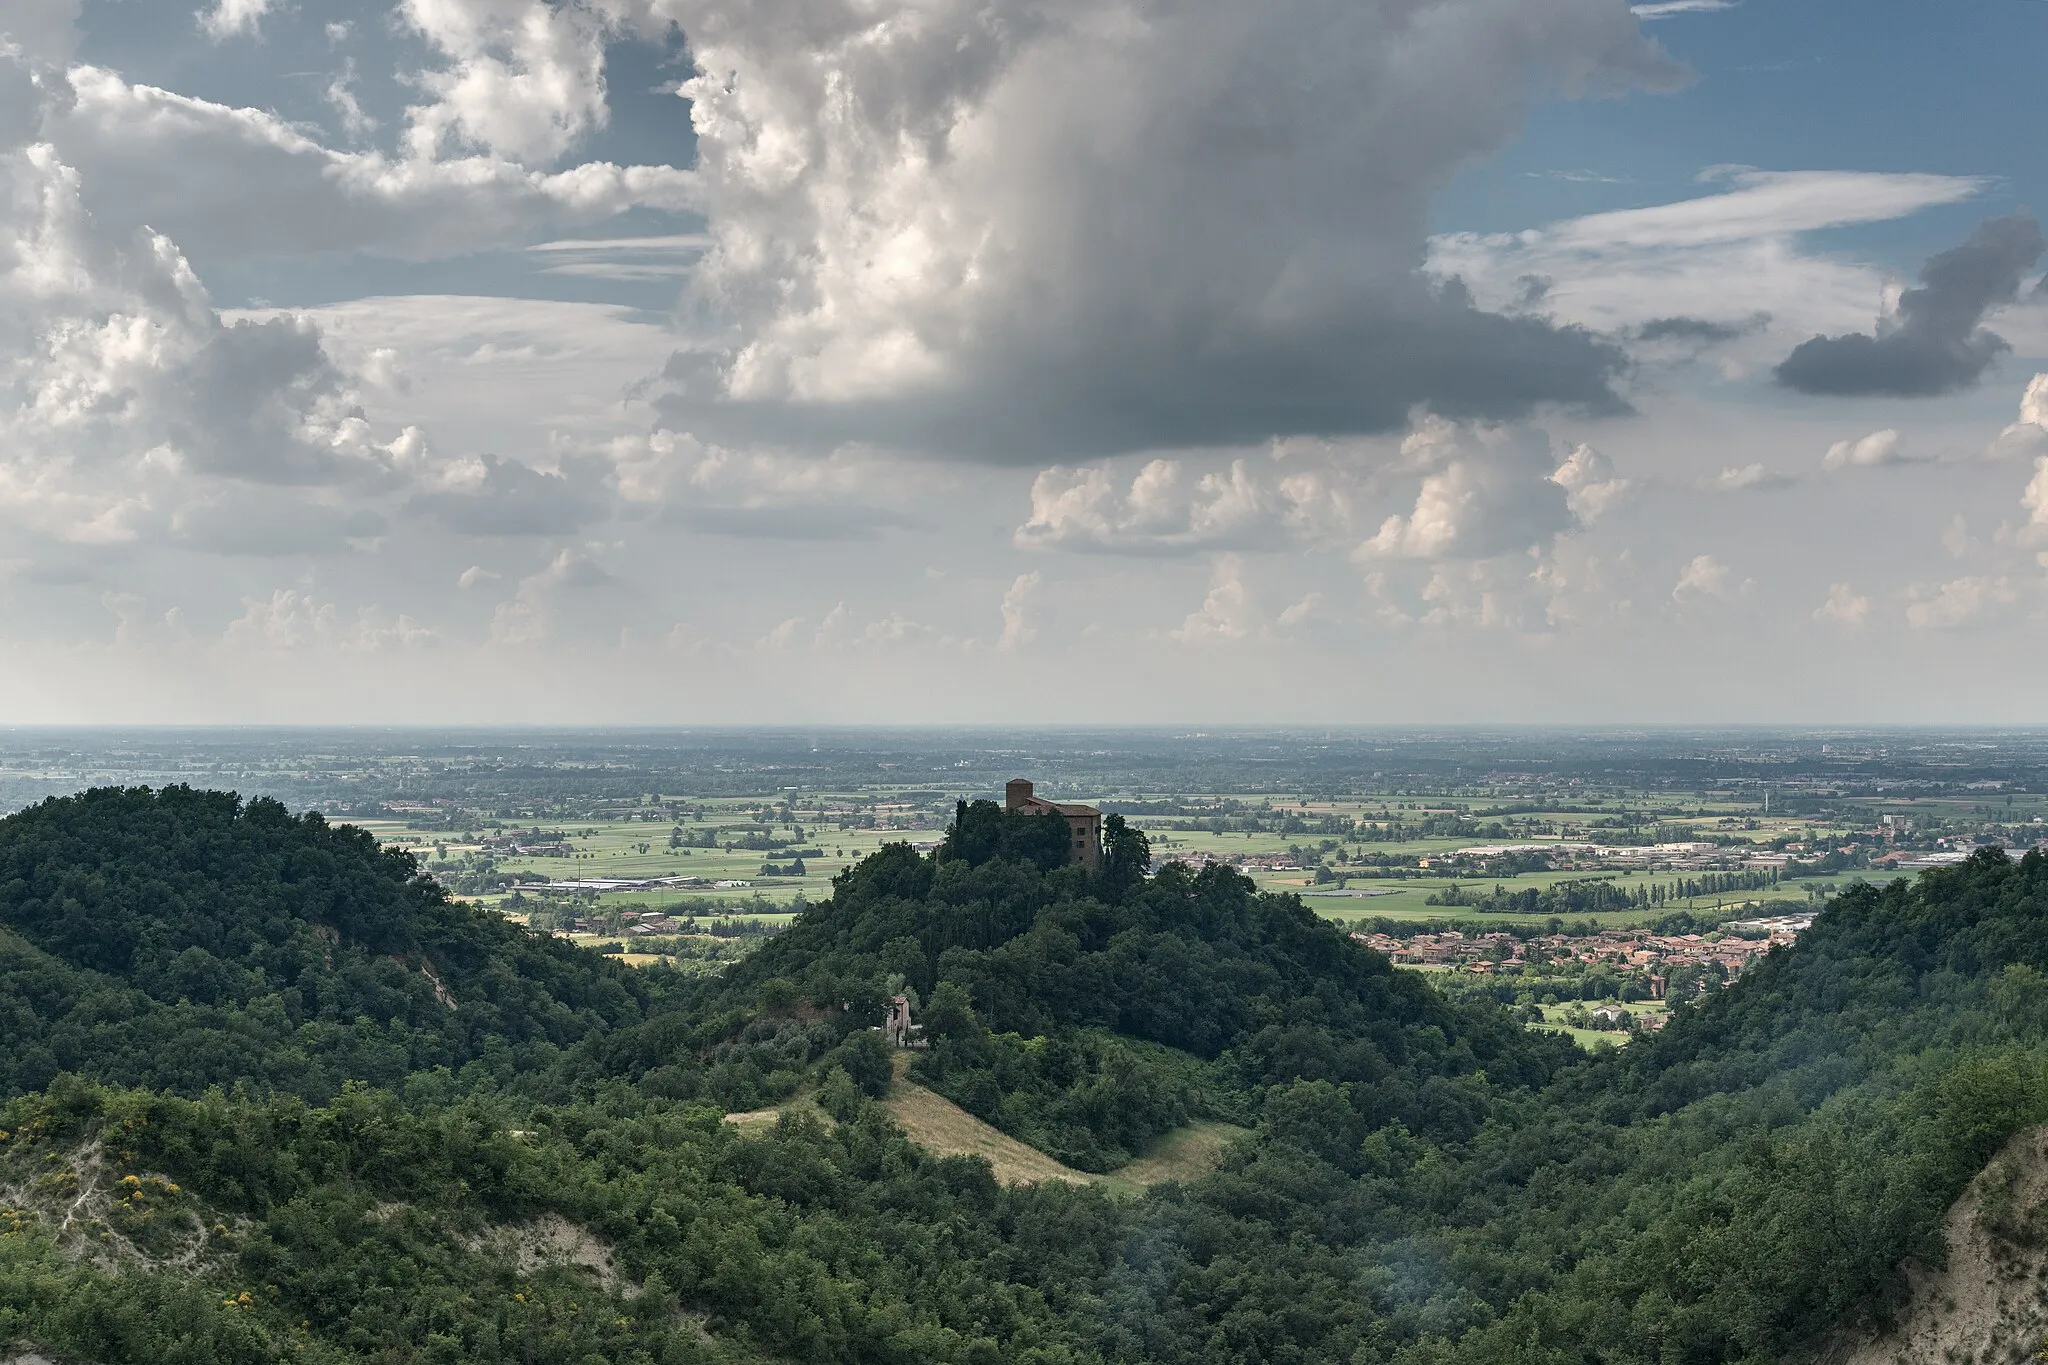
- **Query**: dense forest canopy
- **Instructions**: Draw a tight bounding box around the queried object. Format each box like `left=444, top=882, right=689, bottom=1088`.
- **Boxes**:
left=0, top=786, right=648, bottom=1100
left=0, top=788, right=2044, bottom=1364
left=715, top=821, right=1568, bottom=1168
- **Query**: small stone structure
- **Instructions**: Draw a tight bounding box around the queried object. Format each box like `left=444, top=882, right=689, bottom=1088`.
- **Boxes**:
left=882, top=994, right=925, bottom=1048
left=1005, top=778, right=1103, bottom=872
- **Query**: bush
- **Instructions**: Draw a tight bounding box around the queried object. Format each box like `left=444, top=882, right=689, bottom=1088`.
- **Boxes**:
left=816, top=1066, right=866, bottom=1122
left=828, top=1030, right=895, bottom=1098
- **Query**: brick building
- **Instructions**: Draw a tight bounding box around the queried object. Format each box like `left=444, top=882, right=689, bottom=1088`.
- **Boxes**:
left=1005, top=778, right=1103, bottom=871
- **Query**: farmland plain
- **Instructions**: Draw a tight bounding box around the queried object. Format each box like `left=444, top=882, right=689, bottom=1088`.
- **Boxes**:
left=0, top=725, right=2034, bottom=966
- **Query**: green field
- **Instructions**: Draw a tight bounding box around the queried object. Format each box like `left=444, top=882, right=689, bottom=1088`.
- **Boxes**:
left=360, top=785, right=1923, bottom=952
left=1530, top=998, right=1671, bottom=1051
left=359, top=796, right=948, bottom=912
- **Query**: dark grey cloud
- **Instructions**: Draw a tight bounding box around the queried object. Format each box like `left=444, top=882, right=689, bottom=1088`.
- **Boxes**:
left=176, top=317, right=351, bottom=483
left=405, top=455, right=608, bottom=536
left=1636, top=314, right=1767, bottom=344
left=656, top=290, right=1632, bottom=464
left=1774, top=214, right=2044, bottom=398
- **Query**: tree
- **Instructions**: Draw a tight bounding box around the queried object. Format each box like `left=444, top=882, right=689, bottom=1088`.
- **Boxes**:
left=1102, top=813, right=1151, bottom=895
left=922, top=981, right=979, bottom=1040
left=939, top=800, right=1071, bottom=871
left=816, top=1065, right=866, bottom=1122
left=828, top=1030, right=895, bottom=1098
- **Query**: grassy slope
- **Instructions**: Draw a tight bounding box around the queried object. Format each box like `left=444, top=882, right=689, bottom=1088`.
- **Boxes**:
left=726, top=1054, right=1249, bottom=1193
left=1115, top=1121, right=1254, bottom=1186
left=882, top=1083, right=1096, bottom=1187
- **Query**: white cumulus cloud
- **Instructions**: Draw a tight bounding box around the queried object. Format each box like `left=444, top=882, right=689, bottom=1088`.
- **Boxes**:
left=997, top=571, right=1042, bottom=651
left=1709, top=462, right=1795, bottom=491
left=197, top=0, right=276, bottom=40
left=1813, top=582, right=1871, bottom=627
left=1823, top=429, right=1907, bottom=472
left=2022, top=459, right=2048, bottom=529
left=0, top=67, right=423, bottom=555
left=1988, top=374, right=2048, bottom=463
left=648, top=0, right=1676, bottom=459
left=1905, top=575, right=2015, bottom=630
left=400, top=0, right=614, bottom=166
left=1015, top=458, right=1288, bottom=554
left=1170, top=555, right=1259, bottom=644
left=223, top=590, right=435, bottom=651
left=1550, top=443, right=1632, bottom=523
left=1360, top=421, right=1577, bottom=561
left=1670, top=553, right=1751, bottom=608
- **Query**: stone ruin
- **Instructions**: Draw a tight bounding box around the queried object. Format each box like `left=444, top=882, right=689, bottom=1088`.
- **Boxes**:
left=881, top=994, right=926, bottom=1048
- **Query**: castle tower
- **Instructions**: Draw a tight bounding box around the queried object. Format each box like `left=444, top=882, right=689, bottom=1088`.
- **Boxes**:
left=1003, top=777, right=1101, bottom=871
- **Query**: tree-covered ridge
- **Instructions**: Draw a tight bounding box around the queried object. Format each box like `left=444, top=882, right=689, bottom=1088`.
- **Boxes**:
left=0, top=786, right=648, bottom=1100
left=663, top=844, right=2048, bottom=1364
left=2, top=794, right=2048, bottom=1364
left=717, top=827, right=1573, bottom=1165
left=1401, top=848, right=2048, bottom=1364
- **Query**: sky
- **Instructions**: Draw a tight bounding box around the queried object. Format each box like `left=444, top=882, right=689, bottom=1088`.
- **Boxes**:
left=1, top=0, right=2045, bottom=725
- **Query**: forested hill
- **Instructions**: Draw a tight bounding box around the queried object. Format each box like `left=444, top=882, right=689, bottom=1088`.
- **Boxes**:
left=4, top=797, right=2048, bottom=1364
left=0, top=785, right=647, bottom=1099
left=711, top=817, right=1574, bottom=1167
left=1401, top=847, right=2048, bottom=1364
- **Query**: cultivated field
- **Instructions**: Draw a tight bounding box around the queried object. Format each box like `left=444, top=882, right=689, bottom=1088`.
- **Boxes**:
left=357, top=779, right=1938, bottom=975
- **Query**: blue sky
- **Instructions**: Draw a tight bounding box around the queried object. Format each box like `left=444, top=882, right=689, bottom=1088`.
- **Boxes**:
left=1445, top=0, right=2045, bottom=244
left=0, top=0, right=2044, bottom=724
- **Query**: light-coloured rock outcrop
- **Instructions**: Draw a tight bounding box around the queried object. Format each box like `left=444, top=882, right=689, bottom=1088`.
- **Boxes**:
left=1834, top=1127, right=2048, bottom=1365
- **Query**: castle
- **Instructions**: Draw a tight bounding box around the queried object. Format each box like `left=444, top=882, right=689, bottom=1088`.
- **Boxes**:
left=1005, top=778, right=1103, bottom=871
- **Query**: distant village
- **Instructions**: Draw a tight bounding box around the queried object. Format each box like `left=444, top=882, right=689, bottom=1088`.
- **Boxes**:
left=1353, top=913, right=1813, bottom=1028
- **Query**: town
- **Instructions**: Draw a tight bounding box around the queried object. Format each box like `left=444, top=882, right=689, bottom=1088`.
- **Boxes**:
left=1352, top=914, right=1812, bottom=1033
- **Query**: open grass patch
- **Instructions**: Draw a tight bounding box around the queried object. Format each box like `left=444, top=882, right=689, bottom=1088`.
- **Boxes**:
left=881, top=1082, right=1099, bottom=1187
left=1116, top=1120, right=1252, bottom=1186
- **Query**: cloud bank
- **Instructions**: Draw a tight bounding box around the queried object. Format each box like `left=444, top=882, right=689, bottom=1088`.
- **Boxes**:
left=1775, top=214, right=2044, bottom=398
left=647, top=0, right=1679, bottom=461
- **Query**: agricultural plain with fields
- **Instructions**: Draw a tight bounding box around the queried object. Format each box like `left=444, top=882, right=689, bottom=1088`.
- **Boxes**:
left=0, top=726, right=2033, bottom=1029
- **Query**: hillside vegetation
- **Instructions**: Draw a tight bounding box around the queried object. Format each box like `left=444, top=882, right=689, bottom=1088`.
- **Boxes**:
left=714, top=810, right=1567, bottom=1170
left=0, top=790, right=2043, bottom=1363
left=0, top=787, right=650, bottom=1102
left=1833, top=1123, right=2048, bottom=1365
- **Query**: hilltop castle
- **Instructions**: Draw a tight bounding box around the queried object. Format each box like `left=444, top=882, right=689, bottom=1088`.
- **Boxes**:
left=1005, top=778, right=1103, bottom=871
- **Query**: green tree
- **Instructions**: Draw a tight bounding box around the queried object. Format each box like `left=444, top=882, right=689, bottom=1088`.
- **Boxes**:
left=1101, top=812, right=1151, bottom=894
left=940, top=800, right=1072, bottom=870
left=816, top=1065, right=866, bottom=1121
left=828, top=1029, right=895, bottom=1098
